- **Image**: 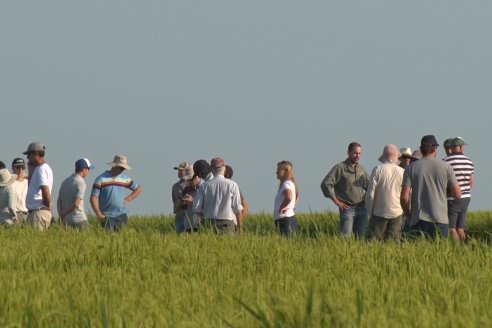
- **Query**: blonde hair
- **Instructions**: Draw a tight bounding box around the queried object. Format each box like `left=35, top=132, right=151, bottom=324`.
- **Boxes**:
left=277, top=160, right=299, bottom=201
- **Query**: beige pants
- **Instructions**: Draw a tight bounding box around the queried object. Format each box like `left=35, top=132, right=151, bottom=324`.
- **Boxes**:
left=27, top=210, right=52, bottom=231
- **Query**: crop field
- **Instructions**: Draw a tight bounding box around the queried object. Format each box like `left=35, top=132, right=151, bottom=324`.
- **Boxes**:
left=0, top=212, right=491, bottom=327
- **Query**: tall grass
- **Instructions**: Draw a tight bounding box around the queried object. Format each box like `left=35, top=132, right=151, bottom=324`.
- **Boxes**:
left=0, top=211, right=490, bottom=327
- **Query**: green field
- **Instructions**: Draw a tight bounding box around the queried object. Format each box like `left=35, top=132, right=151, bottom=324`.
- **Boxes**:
left=1, top=212, right=491, bottom=327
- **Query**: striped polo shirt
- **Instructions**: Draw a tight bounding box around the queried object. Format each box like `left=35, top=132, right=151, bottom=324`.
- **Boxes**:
left=91, top=171, right=138, bottom=216
left=444, top=153, right=474, bottom=199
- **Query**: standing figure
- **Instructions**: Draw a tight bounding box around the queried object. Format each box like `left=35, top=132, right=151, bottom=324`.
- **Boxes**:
left=11, top=158, right=28, bottom=225
left=401, top=135, right=461, bottom=239
left=321, top=142, right=369, bottom=239
left=0, top=169, right=17, bottom=227
left=90, top=155, right=142, bottom=231
left=24, top=142, right=53, bottom=231
left=274, top=161, right=299, bottom=237
left=444, top=137, right=474, bottom=241
left=365, top=145, right=404, bottom=241
left=57, top=158, right=95, bottom=229
left=172, top=162, right=191, bottom=233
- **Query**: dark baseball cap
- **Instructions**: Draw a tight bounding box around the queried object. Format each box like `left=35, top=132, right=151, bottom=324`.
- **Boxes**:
left=450, top=137, right=467, bottom=147
left=420, top=135, right=439, bottom=147
left=12, top=158, right=26, bottom=167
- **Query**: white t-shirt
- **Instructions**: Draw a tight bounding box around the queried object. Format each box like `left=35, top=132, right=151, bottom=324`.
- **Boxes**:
left=26, top=163, right=53, bottom=210
left=11, top=179, right=28, bottom=212
left=273, top=180, right=296, bottom=220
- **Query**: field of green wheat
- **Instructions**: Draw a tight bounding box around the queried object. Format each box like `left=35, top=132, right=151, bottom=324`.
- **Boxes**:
left=0, top=211, right=491, bottom=327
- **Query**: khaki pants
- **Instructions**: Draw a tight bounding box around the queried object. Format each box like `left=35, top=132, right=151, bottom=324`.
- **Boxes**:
left=27, top=210, right=52, bottom=231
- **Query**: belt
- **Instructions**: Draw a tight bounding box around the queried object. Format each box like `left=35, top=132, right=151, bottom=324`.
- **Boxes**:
left=28, top=207, right=50, bottom=213
left=347, top=202, right=365, bottom=208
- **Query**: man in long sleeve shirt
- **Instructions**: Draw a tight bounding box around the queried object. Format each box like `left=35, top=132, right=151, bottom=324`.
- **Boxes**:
left=321, top=142, right=369, bottom=239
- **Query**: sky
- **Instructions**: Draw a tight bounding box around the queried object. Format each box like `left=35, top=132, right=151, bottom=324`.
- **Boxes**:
left=1, top=1, right=491, bottom=216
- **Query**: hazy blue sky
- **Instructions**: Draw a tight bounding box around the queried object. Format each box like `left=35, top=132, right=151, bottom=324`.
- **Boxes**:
left=2, top=1, right=491, bottom=216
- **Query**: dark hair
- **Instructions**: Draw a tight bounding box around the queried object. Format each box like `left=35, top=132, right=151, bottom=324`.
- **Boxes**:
left=0, top=161, right=5, bottom=169
left=420, top=144, right=438, bottom=156
left=348, top=142, right=362, bottom=152
left=224, top=165, right=233, bottom=179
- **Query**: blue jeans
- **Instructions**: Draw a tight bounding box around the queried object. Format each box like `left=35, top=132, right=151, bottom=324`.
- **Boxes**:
left=175, top=214, right=186, bottom=233
left=339, top=207, right=367, bottom=239
left=104, top=213, right=128, bottom=232
left=409, top=220, right=449, bottom=239
left=275, top=216, right=298, bottom=237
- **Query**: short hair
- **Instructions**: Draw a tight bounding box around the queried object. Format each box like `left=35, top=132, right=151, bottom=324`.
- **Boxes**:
left=213, top=165, right=226, bottom=176
left=348, top=142, right=362, bottom=152
left=0, top=161, right=5, bottom=169
left=420, top=144, right=438, bottom=156
left=224, top=165, right=233, bottom=179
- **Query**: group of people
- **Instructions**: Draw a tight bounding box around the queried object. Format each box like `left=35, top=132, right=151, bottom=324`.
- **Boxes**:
left=321, top=135, right=474, bottom=241
left=0, top=142, right=142, bottom=231
left=0, top=135, right=475, bottom=240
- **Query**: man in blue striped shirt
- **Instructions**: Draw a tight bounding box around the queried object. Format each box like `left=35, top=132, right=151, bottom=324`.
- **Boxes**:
left=444, top=137, right=474, bottom=241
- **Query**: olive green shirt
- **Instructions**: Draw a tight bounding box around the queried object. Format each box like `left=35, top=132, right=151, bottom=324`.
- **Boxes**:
left=320, top=159, right=369, bottom=205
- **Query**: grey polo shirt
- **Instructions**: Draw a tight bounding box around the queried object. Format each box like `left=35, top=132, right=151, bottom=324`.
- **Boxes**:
left=58, top=174, right=88, bottom=225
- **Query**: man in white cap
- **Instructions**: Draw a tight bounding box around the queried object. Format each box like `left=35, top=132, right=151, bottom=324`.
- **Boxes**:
left=398, top=148, right=413, bottom=170
left=24, top=141, right=54, bottom=230
left=90, top=155, right=142, bottom=231
left=57, top=158, right=95, bottom=229
left=11, top=158, right=28, bottom=224
left=365, top=144, right=405, bottom=241
left=0, top=169, right=18, bottom=226
left=192, top=157, right=243, bottom=234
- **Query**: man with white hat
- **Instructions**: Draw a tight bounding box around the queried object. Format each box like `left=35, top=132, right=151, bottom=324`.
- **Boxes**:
left=57, top=158, right=95, bottom=229
left=398, top=147, right=413, bottom=170
left=365, top=144, right=405, bottom=241
left=24, top=141, right=54, bottom=230
left=11, top=158, right=28, bottom=225
left=0, top=169, right=18, bottom=226
left=90, top=155, right=142, bottom=231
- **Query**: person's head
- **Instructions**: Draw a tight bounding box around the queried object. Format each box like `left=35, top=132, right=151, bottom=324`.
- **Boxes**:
left=0, top=161, right=5, bottom=169
left=0, top=168, right=16, bottom=188
left=347, top=142, right=362, bottom=165
left=174, top=162, right=191, bottom=180
left=443, top=138, right=454, bottom=156
left=107, top=155, right=131, bottom=176
left=224, top=165, right=234, bottom=179
left=193, top=160, right=212, bottom=179
left=419, top=135, right=439, bottom=157
left=398, top=148, right=412, bottom=169
left=210, top=157, right=226, bottom=176
left=23, top=142, right=46, bottom=166
left=410, top=150, right=422, bottom=162
left=11, top=158, right=27, bottom=179
left=75, top=158, right=95, bottom=178
left=450, top=137, right=466, bottom=153
left=180, top=164, right=194, bottom=181
left=378, top=144, right=400, bottom=164
left=276, top=160, right=295, bottom=181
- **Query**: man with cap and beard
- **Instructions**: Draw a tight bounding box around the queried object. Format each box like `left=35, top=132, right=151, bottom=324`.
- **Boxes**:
left=90, top=155, right=142, bottom=231
left=192, top=157, right=243, bottom=234
left=365, top=144, right=405, bottom=241
left=24, top=141, right=54, bottom=230
left=401, top=135, right=461, bottom=239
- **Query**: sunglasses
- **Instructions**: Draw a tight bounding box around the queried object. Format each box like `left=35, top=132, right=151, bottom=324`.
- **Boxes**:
left=14, top=166, right=26, bottom=170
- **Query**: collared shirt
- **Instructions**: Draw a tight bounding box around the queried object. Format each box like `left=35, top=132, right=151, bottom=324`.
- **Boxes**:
left=58, top=174, right=88, bottom=224
left=171, top=180, right=186, bottom=215
left=365, top=162, right=404, bottom=218
left=321, top=159, right=368, bottom=205
left=444, top=152, right=474, bottom=199
left=26, top=163, right=54, bottom=210
left=91, top=171, right=138, bottom=217
left=192, top=175, right=243, bottom=222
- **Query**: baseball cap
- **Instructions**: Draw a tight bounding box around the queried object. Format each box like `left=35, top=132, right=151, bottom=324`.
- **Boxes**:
left=75, top=158, right=95, bottom=170
left=443, top=138, right=453, bottom=148
left=181, top=165, right=194, bottom=180
left=23, top=142, right=46, bottom=155
left=210, top=157, right=225, bottom=169
left=173, top=162, right=190, bottom=171
left=420, top=135, right=439, bottom=147
left=12, top=158, right=26, bottom=167
left=450, top=137, right=467, bottom=147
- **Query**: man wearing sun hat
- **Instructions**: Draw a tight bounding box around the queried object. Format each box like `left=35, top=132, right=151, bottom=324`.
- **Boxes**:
left=90, top=155, right=142, bottom=231
left=24, top=141, right=54, bottom=231
left=0, top=168, right=18, bottom=226
left=444, top=137, right=474, bottom=241
left=57, top=158, right=95, bottom=229
left=192, top=157, right=243, bottom=234
left=401, top=135, right=461, bottom=239
left=11, top=158, right=28, bottom=225
left=365, top=144, right=405, bottom=241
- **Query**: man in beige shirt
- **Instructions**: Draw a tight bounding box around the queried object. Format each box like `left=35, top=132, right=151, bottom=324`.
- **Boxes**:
left=365, top=144, right=404, bottom=241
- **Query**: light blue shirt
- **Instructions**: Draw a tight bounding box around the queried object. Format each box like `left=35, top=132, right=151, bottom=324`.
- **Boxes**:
left=91, top=171, right=138, bottom=217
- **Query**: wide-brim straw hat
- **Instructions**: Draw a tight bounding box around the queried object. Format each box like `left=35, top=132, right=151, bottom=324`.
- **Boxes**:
left=107, top=155, right=132, bottom=170
left=0, top=169, right=16, bottom=187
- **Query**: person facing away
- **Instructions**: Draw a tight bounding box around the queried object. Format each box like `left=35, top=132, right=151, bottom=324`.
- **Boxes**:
left=172, top=161, right=192, bottom=233
left=320, top=142, right=369, bottom=239
left=11, top=158, right=28, bottom=225
left=444, top=137, right=474, bottom=242
left=365, top=144, right=404, bottom=241
left=90, top=155, right=142, bottom=231
left=24, top=142, right=54, bottom=231
left=0, top=168, right=18, bottom=227
left=400, top=135, right=461, bottom=239
left=57, top=158, right=95, bottom=230
left=274, top=161, right=299, bottom=237
left=443, top=138, right=454, bottom=157
left=192, top=157, right=243, bottom=234
left=224, top=164, right=249, bottom=232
